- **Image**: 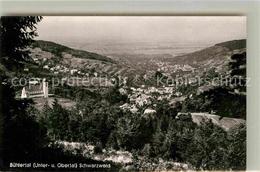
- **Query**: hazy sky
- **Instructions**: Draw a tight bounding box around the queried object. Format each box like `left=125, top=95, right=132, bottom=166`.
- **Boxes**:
left=37, top=16, right=246, bottom=45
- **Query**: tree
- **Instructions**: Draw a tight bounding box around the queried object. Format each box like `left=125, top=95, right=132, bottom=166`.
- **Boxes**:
left=42, top=99, right=77, bottom=141
left=1, top=16, right=42, bottom=69
left=103, top=76, right=127, bottom=104
left=0, top=16, right=44, bottom=168
left=229, top=52, right=246, bottom=93
left=227, top=124, right=246, bottom=170
left=185, top=120, right=229, bottom=170
left=1, top=75, right=48, bottom=164
left=163, top=115, right=196, bottom=161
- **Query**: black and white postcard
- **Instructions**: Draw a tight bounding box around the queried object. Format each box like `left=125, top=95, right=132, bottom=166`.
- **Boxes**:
left=0, top=16, right=247, bottom=171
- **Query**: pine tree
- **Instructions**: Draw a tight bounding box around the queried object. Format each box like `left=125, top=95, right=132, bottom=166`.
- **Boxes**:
left=229, top=52, right=246, bottom=93
left=1, top=16, right=42, bottom=69
left=1, top=16, right=44, bottom=167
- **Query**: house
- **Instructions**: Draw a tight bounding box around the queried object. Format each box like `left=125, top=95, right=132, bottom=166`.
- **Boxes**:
left=142, top=108, right=156, bottom=119
left=43, top=65, right=49, bottom=69
left=70, top=69, right=78, bottom=75
left=24, top=68, right=29, bottom=72
left=143, top=108, right=156, bottom=114
left=197, top=85, right=212, bottom=95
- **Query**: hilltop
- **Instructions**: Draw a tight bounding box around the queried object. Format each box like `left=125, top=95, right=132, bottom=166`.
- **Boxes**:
left=215, top=39, right=246, bottom=50
left=29, top=40, right=125, bottom=78
left=164, top=39, right=246, bottom=69
left=32, top=40, right=114, bottom=63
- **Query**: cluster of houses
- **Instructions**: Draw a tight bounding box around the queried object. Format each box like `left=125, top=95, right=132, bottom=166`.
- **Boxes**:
left=149, top=59, right=195, bottom=74
left=43, top=64, right=91, bottom=76
left=43, top=64, right=105, bottom=78
left=118, top=85, right=245, bottom=131
left=158, top=64, right=194, bottom=73
left=129, top=86, right=182, bottom=103
left=119, top=86, right=183, bottom=114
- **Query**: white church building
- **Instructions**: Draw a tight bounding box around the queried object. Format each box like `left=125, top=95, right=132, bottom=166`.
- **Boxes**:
left=21, top=78, right=49, bottom=99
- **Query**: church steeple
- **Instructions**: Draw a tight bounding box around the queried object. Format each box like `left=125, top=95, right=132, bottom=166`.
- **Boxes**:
left=21, top=87, right=27, bottom=99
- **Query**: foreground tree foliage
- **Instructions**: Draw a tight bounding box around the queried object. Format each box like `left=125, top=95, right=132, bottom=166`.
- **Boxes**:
left=41, top=92, right=246, bottom=170
left=1, top=77, right=47, bottom=163
left=0, top=16, right=45, bottom=167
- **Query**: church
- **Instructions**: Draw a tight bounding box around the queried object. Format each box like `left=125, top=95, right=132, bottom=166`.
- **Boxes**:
left=21, top=79, right=49, bottom=99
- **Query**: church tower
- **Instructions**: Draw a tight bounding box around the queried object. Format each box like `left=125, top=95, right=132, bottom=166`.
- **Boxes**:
left=21, top=87, right=27, bottom=99
left=43, top=79, right=48, bottom=98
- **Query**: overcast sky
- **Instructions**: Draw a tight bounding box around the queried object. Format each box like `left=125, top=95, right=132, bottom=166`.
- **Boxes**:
left=36, top=16, right=246, bottom=45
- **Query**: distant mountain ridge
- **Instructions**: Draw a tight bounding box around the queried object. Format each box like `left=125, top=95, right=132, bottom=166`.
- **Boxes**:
left=163, top=39, right=246, bottom=73
left=29, top=40, right=125, bottom=77
left=29, top=39, right=246, bottom=81
left=215, top=39, right=246, bottom=51
left=32, top=40, right=114, bottom=63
